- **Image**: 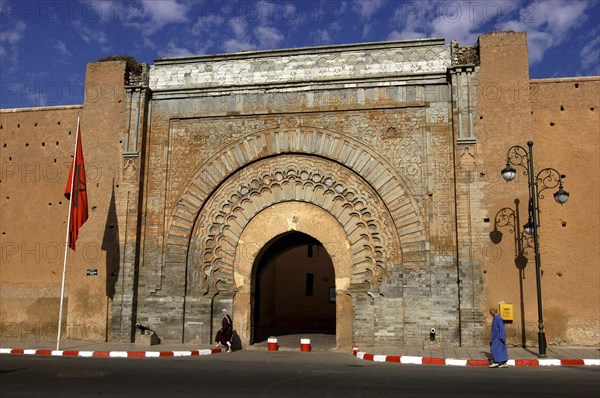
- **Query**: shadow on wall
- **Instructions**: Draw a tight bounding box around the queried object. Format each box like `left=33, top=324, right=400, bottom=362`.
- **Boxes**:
left=490, top=198, right=530, bottom=348
left=231, top=331, right=242, bottom=351
left=102, top=181, right=120, bottom=300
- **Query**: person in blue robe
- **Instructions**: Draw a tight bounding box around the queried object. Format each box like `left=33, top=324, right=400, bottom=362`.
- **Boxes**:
left=489, top=307, right=509, bottom=368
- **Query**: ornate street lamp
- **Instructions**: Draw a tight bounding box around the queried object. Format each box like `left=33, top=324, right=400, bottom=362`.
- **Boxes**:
left=501, top=141, right=569, bottom=357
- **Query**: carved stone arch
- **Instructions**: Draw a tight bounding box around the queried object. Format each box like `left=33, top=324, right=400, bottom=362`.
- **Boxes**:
left=163, top=127, right=427, bottom=294
left=187, top=155, right=402, bottom=298
left=232, top=201, right=356, bottom=348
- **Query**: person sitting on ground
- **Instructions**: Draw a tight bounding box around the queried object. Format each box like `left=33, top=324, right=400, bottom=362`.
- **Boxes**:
left=489, top=307, right=509, bottom=368
left=215, top=308, right=233, bottom=353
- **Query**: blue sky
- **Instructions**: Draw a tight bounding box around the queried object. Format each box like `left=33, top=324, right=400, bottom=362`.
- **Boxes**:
left=1, top=0, right=599, bottom=109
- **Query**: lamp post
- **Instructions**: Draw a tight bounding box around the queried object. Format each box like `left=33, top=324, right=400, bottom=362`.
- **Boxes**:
left=500, top=141, right=569, bottom=357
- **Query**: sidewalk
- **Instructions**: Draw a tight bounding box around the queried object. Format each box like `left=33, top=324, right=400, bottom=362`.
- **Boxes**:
left=352, top=344, right=600, bottom=367
left=0, top=337, right=223, bottom=358
left=1, top=335, right=599, bottom=367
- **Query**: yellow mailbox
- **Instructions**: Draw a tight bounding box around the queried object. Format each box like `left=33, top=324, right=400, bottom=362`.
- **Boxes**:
left=499, top=303, right=514, bottom=321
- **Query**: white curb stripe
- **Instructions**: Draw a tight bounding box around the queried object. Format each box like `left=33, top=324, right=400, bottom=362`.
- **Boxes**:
left=507, top=359, right=516, bottom=366
left=539, top=359, right=561, bottom=366
left=51, top=350, right=63, bottom=356
left=356, top=351, right=365, bottom=360
left=78, top=351, right=94, bottom=357
left=23, top=349, right=37, bottom=355
left=584, top=359, right=600, bottom=366
left=145, top=351, right=160, bottom=357
left=0, top=348, right=12, bottom=354
left=173, top=351, right=192, bottom=357
left=446, top=359, right=467, bottom=366
left=109, top=351, right=128, bottom=358
left=373, top=355, right=387, bottom=362
left=400, top=356, right=423, bottom=364
left=199, top=349, right=213, bottom=356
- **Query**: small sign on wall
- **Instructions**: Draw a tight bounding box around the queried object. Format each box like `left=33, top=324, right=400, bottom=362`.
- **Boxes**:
left=329, top=287, right=336, bottom=302
left=499, top=303, right=513, bottom=321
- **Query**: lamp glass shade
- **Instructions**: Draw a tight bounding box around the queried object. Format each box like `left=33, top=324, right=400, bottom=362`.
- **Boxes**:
left=523, top=221, right=534, bottom=235
left=554, top=187, right=569, bottom=205
left=501, top=164, right=516, bottom=182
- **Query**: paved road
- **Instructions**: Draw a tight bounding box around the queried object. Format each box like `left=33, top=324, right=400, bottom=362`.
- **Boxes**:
left=1, top=351, right=599, bottom=398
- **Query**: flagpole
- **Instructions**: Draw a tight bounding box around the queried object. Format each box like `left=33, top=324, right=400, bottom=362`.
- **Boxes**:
left=57, top=117, right=80, bottom=350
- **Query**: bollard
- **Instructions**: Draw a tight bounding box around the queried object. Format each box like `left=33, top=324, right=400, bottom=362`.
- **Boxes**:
left=300, top=338, right=311, bottom=352
left=267, top=337, right=278, bottom=351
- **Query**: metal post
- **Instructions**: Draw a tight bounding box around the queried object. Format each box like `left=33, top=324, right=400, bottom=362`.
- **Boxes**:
left=527, top=141, right=546, bottom=357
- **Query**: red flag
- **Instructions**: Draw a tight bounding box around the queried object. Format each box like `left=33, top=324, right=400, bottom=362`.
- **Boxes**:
left=64, top=125, right=88, bottom=251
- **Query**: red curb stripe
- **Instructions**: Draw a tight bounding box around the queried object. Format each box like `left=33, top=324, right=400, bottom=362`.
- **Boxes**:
left=386, top=356, right=401, bottom=363
left=561, top=359, right=584, bottom=366
left=93, top=351, right=110, bottom=357
left=467, top=359, right=490, bottom=367
left=159, top=351, right=174, bottom=357
left=36, top=349, right=52, bottom=356
left=63, top=350, right=79, bottom=356
left=211, top=348, right=222, bottom=354
left=11, top=349, right=24, bottom=354
left=422, top=357, right=445, bottom=365
left=515, top=359, right=539, bottom=367
left=127, top=352, right=146, bottom=358
left=191, top=351, right=199, bottom=356
left=363, top=353, right=374, bottom=361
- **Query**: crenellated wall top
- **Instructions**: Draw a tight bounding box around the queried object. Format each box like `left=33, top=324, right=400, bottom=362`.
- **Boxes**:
left=149, top=38, right=450, bottom=92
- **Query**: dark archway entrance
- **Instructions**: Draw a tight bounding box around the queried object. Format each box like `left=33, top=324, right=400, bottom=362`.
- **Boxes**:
left=252, top=232, right=336, bottom=343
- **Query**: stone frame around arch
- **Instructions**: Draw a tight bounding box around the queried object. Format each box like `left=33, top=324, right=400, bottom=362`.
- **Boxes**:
left=231, top=201, right=354, bottom=350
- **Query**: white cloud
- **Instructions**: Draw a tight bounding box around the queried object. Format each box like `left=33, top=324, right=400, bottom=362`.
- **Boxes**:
left=387, top=0, right=592, bottom=64
left=255, top=26, right=285, bottom=49
left=221, top=18, right=256, bottom=52
left=352, top=0, right=386, bottom=39
left=312, top=29, right=334, bottom=45
left=158, top=40, right=195, bottom=58
left=139, top=0, right=189, bottom=26
left=580, top=34, right=600, bottom=72
left=54, top=40, right=72, bottom=57
left=73, top=20, right=111, bottom=52
left=497, top=0, right=589, bottom=64
left=0, top=21, right=25, bottom=44
left=0, top=21, right=26, bottom=73
left=229, top=18, right=248, bottom=38
left=223, top=38, right=255, bottom=53
left=119, top=0, right=190, bottom=35
left=281, top=3, right=303, bottom=27
left=388, top=28, right=428, bottom=41
left=524, top=0, right=588, bottom=34
left=193, top=13, right=225, bottom=33
left=219, top=15, right=284, bottom=52
left=430, top=16, right=480, bottom=45
left=353, top=0, right=386, bottom=20
left=84, top=0, right=116, bottom=23
left=390, top=0, right=514, bottom=45
left=254, top=0, right=278, bottom=25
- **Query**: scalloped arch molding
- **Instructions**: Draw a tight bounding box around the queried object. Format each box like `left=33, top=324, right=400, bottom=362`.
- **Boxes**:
left=164, top=128, right=426, bottom=295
